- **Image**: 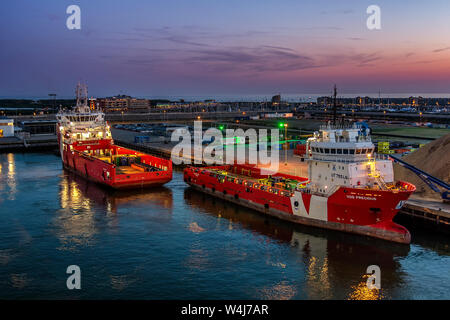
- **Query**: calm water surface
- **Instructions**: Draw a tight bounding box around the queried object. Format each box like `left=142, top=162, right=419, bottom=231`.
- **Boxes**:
left=0, top=153, right=449, bottom=299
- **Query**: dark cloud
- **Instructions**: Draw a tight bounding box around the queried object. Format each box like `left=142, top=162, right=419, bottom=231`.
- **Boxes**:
left=183, top=46, right=319, bottom=73
left=415, top=60, right=436, bottom=64
left=319, top=52, right=382, bottom=68
left=433, top=47, right=450, bottom=53
left=95, top=25, right=382, bottom=76
left=261, top=45, right=296, bottom=52
left=160, top=35, right=209, bottom=47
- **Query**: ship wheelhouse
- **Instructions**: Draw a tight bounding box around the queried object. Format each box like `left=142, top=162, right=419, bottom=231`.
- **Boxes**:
left=57, top=107, right=112, bottom=146
left=307, top=123, right=375, bottom=163
left=305, top=123, right=396, bottom=193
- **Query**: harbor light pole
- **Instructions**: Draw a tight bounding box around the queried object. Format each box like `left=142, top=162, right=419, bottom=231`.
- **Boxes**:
left=284, top=123, right=288, bottom=166
left=278, top=122, right=288, bottom=166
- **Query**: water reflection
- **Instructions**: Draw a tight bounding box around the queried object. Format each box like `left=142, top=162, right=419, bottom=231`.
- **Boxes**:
left=184, top=188, right=410, bottom=299
left=55, top=171, right=173, bottom=250
left=0, top=153, right=17, bottom=200
left=60, top=171, right=173, bottom=214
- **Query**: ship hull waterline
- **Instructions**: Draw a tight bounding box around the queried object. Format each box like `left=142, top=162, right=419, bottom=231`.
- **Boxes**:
left=186, top=182, right=411, bottom=244
left=183, top=164, right=414, bottom=244
left=63, top=163, right=172, bottom=190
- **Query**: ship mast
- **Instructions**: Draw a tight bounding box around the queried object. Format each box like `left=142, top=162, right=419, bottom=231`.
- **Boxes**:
left=332, top=84, right=337, bottom=126
left=75, top=82, right=89, bottom=112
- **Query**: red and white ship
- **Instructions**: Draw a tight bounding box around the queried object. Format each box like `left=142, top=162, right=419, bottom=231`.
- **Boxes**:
left=57, top=83, right=172, bottom=189
left=184, top=123, right=416, bottom=244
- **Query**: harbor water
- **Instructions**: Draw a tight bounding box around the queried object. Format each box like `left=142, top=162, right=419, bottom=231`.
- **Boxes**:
left=0, top=152, right=449, bottom=299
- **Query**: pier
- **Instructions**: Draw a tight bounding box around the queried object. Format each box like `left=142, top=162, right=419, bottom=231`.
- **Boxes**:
left=396, top=197, right=450, bottom=234
left=0, top=134, right=57, bottom=152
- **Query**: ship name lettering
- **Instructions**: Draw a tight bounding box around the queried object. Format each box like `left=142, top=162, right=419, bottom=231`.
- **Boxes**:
left=346, top=195, right=376, bottom=201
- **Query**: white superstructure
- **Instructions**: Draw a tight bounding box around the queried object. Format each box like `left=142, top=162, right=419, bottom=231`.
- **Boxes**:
left=306, top=122, right=394, bottom=194
left=56, top=83, right=112, bottom=157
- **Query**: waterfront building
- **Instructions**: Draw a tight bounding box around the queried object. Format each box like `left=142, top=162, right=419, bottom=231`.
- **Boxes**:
left=97, top=96, right=151, bottom=113
left=0, top=118, right=14, bottom=137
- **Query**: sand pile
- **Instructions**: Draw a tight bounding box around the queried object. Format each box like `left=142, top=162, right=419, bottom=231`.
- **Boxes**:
left=393, top=132, right=450, bottom=200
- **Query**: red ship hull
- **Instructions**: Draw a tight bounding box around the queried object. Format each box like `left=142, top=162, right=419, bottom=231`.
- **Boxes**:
left=184, top=164, right=415, bottom=244
left=61, top=138, right=172, bottom=190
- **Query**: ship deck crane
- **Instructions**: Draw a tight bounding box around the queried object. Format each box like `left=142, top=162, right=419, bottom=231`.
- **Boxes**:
left=389, top=155, right=450, bottom=202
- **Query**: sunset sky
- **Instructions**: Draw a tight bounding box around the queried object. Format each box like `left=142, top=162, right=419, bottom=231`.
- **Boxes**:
left=1, top=0, right=450, bottom=98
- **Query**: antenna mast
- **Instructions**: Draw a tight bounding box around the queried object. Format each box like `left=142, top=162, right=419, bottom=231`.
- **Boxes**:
left=75, top=82, right=90, bottom=112
left=332, top=84, right=337, bottom=125
left=76, top=82, right=88, bottom=107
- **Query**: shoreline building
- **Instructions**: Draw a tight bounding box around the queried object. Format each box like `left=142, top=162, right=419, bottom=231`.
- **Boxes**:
left=97, top=95, right=152, bottom=113
left=0, top=118, right=14, bottom=137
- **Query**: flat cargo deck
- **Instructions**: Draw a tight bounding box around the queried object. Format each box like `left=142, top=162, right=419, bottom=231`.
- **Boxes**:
left=196, top=166, right=308, bottom=193
left=116, top=166, right=142, bottom=175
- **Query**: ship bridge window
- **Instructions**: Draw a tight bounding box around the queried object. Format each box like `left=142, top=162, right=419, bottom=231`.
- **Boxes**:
left=343, top=149, right=349, bottom=154
left=320, top=148, right=324, bottom=153
left=361, top=149, right=367, bottom=154
left=324, top=148, right=330, bottom=154
left=349, top=149, right=355, bottom=154
left=337, top=149, right=342, bottom=154
left=356, top=149, right=361, bottom=154
left=331, top=148, right=336, bottom=154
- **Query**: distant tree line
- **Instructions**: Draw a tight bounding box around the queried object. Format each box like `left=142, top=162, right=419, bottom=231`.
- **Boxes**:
left=0, top=99, right=76, bottom=116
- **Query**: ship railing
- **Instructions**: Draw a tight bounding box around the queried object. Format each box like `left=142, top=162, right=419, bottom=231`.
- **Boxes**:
left=308, top=156, right=368, bottom=164
left=315, top=135, right=372, bottom=143
left=319, top=124, right=356, bottom=130
left=308, top=153, right=391, bottom=163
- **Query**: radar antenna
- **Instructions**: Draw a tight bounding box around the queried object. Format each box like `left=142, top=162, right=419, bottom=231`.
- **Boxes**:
left=75, top=82, right=90, bottom=113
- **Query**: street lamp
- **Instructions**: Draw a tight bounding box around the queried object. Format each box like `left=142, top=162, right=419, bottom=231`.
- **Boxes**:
left=278, top=122, right=288, bottom=165
left=284, top=123, right=288, bottom=165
